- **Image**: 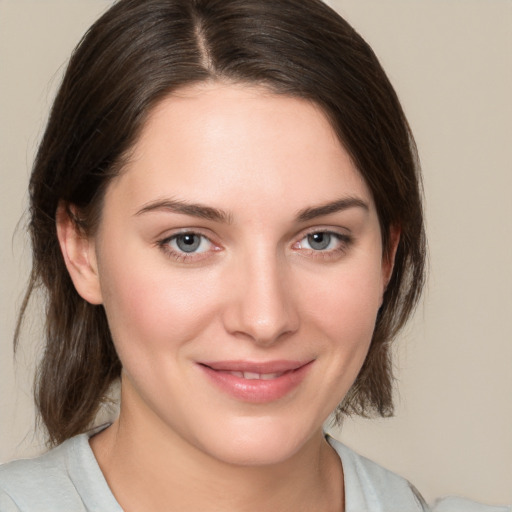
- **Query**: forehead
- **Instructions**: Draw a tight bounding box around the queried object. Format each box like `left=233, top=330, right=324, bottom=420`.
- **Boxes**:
left=107, top=82, right=373, bottom=216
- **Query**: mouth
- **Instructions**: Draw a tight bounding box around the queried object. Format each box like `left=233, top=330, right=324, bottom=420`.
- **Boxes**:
left=217, top=370, right=289, bottom=380
left=197, top=360, right=314, bottom=403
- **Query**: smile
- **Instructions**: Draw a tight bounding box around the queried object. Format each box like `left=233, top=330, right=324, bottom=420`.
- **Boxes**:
left=198, top=360, right=314, bottom=403
left=224, top=371, right=287, bottom=380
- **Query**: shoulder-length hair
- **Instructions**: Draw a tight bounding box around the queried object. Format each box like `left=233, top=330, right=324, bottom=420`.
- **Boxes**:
left=16, top=0, right=426, bottom=446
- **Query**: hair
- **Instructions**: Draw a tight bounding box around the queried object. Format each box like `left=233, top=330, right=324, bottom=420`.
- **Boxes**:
left=16, top=0, right=426, bottom=446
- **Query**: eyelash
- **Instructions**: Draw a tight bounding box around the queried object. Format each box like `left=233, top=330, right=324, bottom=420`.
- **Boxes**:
left=157, top=231, right=218, bottom=263
left=293, top=230, right=352, bottom=261
left=157, top=229, right=352, bottom=263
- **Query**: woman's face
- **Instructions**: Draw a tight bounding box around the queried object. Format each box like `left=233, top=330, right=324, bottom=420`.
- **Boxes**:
left=83, top=83, right=393, bottom=465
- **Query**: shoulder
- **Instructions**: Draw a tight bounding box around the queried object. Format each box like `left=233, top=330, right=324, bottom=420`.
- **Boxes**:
left=327, top=436, right=512, bottom=512
left=1, top=438, right=72, bottom=486
left=0, top=436, right=85, bottom=511
left=432, top=497, right=512, bottom=512
left=0, top=432, right=122, bottom=512
left=327, top=435, right=428, bottom=512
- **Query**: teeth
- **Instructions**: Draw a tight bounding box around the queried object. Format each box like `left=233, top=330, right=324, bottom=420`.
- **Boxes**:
left=227, top=371, right=283, bottom=380
left=243, top=372, right=260, bottom=380
left=259, top=372, right=282, bottom=380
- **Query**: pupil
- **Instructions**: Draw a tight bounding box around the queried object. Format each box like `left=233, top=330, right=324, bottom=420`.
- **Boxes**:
left=308, top=232, right=331, bottom=250
left=177, top=234, right=200, bottom=252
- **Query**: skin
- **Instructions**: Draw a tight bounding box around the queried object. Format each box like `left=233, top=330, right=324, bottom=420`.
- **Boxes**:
left=58, top=82, right=396, bottom=512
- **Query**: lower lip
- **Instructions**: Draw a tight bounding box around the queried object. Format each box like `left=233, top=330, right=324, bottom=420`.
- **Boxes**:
left=199, top=362, right=313, bottom=403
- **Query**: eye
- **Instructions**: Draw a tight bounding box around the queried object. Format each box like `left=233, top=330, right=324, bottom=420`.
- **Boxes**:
left=158, top=231, right=218, bottom=262
left=171, top=233, right=210, bottom=253
left=293, top=230, right=352, bottom=260
left=304, top=232, right=334, bottom=251
left=298, top=232, right=343, bottom=251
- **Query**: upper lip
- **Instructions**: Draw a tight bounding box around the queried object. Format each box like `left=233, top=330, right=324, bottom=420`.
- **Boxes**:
left=199, top=360, right=312, bottom=374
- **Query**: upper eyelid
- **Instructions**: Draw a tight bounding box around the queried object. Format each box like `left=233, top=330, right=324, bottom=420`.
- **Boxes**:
left=293, top=229, right=352, bottom=252
left=156, top=231, right=218, bottom=256
left=298, top=226, right=351, bottom=239
left=158, top=228, right=216, bottom=243
left=157, top=232, right=218, bottom=262
left=297, top=231, right=350, bottom=244
left=156, top=226, right=351, bottom=247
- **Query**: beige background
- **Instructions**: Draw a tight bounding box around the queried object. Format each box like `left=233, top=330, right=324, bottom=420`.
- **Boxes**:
left=1, top=0, right=511, bottom=505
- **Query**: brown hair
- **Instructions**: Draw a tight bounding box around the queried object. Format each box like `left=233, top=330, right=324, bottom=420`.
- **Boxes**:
left=16, top=0, right=426, bottom=446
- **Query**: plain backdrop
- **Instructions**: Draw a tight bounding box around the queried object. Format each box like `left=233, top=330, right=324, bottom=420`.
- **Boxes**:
left=0, top=0, right=511, bottom=505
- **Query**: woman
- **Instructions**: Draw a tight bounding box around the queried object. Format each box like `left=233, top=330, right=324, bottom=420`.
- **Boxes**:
left=0, top=1, right=506, bottom=511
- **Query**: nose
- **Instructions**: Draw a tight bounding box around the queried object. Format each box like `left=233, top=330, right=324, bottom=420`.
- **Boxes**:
left=222, top=250, right=300, bottom=346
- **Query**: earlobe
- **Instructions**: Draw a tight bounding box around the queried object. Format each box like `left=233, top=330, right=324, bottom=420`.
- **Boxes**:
left=56, top=202, right=103, bottom=305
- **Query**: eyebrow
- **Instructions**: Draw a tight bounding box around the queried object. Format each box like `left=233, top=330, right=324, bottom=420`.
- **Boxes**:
left=134, top=199, right=232, bottom=223
left=134, top=196, right=368, bottom=224
left=296, top=197, right=369, bottom=222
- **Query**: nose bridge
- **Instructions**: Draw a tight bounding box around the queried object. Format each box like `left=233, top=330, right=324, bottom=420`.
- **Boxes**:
left=225, top=244, right=299, bottom=345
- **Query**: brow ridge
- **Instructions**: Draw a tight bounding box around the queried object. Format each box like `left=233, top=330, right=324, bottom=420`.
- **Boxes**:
left=135, top=196, right=367, bottom=224
left=296, top=197, right=369, bottom=222
left=135, top=198, right=231, bottom=223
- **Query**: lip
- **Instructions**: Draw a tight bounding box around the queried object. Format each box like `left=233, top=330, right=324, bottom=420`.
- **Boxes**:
left=198, top=359, right=314, bottom=403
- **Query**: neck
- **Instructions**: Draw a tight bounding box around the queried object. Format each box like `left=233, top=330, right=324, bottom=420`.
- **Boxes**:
left=90, top=383, right=344, bottom=512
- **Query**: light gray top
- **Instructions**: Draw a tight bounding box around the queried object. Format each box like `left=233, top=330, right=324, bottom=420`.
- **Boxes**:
left=0, top=431, right=509, bottom=512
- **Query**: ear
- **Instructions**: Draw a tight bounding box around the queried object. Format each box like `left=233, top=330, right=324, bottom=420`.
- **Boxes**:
left=382, top=224, right=401, bottom=289
left=56, top=202, right=103, bottom=305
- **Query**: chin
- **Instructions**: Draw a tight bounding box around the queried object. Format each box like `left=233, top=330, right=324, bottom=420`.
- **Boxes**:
left=193, top=415, right=319, bottom=467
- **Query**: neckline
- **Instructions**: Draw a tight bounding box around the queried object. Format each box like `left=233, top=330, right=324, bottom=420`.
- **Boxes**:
left=72, top=427, right=350, bottom=512
left=67, top=429, right=124, bottom=511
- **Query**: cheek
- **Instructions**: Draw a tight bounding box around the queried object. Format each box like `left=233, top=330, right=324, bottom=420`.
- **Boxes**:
left=295, top=255, right=384, bottom=403
left=97, top=247, right=221, bottom=361
left=300, top=261, right=384, bottom=344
